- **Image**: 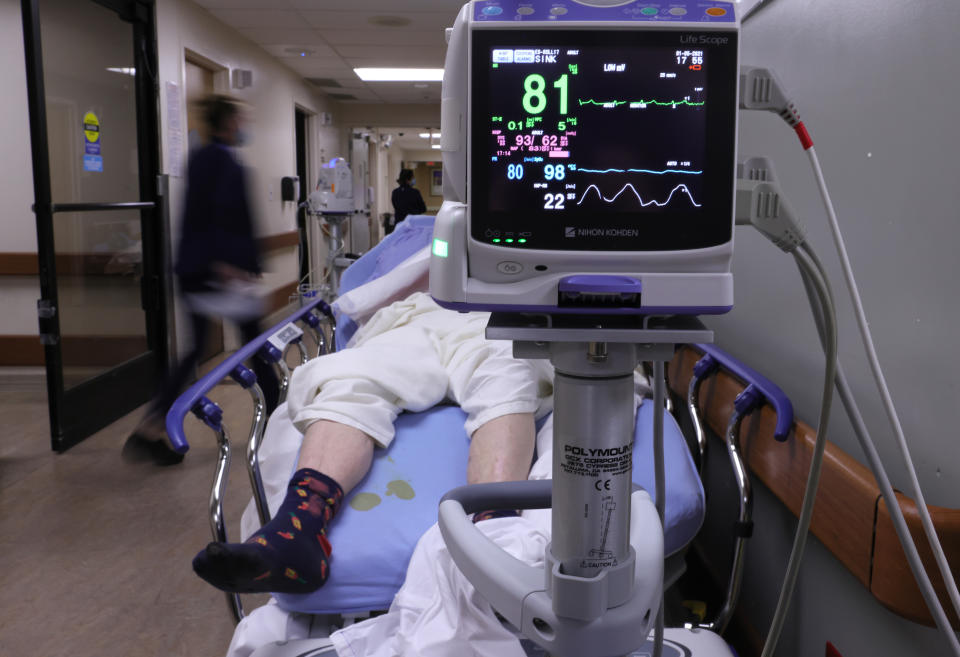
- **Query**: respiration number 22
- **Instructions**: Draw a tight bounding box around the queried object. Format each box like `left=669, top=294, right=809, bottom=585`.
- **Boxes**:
left=544, top=193, right=565, bottom=210
left=523, top=74, right=569, bottom=115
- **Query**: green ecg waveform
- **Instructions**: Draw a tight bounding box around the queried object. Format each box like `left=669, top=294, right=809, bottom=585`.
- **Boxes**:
left=578, top=98, right=705, bottom=107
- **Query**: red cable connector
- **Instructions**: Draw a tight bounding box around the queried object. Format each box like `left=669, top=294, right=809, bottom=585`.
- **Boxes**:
left=794, top=121, right=814, bottom=150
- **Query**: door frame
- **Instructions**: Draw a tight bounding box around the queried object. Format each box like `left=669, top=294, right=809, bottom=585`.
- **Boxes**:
left=21, top=0, right=167, bottom=451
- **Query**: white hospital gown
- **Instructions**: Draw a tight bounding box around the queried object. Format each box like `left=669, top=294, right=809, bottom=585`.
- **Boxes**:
left=286, top=292, right=554, bottom=447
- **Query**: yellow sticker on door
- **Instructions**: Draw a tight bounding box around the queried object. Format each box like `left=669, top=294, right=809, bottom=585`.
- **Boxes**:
left=83, top=112, right=100, bottom=143
left=83, top=111, right=102, bottom=172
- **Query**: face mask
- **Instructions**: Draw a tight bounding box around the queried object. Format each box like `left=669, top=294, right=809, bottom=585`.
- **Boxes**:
left=235, top=129, right=250, bottom=147
left=410, top=179, right=416, bottom=187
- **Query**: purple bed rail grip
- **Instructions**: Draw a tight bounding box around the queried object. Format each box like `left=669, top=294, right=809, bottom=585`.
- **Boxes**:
left=165, top=297, right=332, bottom=454
left=695, top=343, right=794, bottom=442
left=692, top=353, right=719, bottom=380
left=230, top=364, right=256, bottom=389
left=258, top=342, right=283, bottom=363
left=303, top=312, right=322, bottom=329
left=192, top=396, right=223, bottom=431
left=734, top=384, right=763, bottom=416
left=558, top=275, right=643, bottom=294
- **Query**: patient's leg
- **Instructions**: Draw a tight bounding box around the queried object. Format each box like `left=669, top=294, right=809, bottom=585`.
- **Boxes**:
left=192, top=421, right=373, bottom=594
left=467, top=413, right=537, bottom=523
left=467, top=413, right=536, bottom=485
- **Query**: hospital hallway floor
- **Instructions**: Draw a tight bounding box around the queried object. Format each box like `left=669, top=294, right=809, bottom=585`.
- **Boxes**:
left=0, top=368, right=272, bottom=657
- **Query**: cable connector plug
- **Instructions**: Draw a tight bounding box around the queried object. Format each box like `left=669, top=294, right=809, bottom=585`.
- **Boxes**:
left=739, top=66, right=813, bottom=149
left=736, top=156, right=807, bottom=253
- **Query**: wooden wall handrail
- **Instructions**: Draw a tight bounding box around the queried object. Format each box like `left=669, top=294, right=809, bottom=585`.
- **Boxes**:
left=668, top=345, right=959, bottom=629
left=0, top=231, right=300, bottom=276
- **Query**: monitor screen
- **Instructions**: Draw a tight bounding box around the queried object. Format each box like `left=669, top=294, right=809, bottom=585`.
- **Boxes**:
left=470, top=29, right=738, bottom=251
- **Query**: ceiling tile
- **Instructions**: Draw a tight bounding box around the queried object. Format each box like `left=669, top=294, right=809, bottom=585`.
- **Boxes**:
left=318, top=29, right=444, bottom=46
left=299, top=10, right=457, bottom=31
left=208, top=9, right=305, bottom=29
left=280, top=58, right=354, bottom=77
left=324, top=87, right=381, bottom=102
left=373, top=87, right=443, bottom=102
left=259, top=43, right=340, bottom=59
left=322, top=77, right=368, bottom=89
left=193, top=0, right=294, bottom=9
left=290, top=0, right=463, bottom=13
left=336, top=45, right=445, bottom=64
left=236, top=27, right=325, bottom=44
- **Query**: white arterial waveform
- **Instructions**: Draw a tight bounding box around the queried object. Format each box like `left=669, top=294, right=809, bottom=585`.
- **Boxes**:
left=576, top=183, right=703, bottom=208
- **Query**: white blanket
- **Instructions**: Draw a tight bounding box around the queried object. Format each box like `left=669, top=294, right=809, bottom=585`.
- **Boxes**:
left=332, top=247, right=431, bottom=343
left=230, top=404, right=663, bottom=657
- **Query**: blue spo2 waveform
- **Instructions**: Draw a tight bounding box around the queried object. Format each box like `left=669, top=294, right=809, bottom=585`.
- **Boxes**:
left=482, top=43, right=708, bottom=224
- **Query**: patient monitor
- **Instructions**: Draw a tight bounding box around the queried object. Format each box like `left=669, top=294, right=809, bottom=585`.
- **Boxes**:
left=430, top=0, right=739, bottom=314
left=433, top=3, right=740, bottom=657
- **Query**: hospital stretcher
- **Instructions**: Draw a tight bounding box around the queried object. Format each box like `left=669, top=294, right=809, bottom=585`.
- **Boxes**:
left=166, top=216, right=794, bottom=655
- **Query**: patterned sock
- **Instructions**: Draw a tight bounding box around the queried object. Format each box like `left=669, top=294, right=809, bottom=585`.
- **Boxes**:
left=472, top=509, right=521, bottom=523
left=192, top=468, right=343, bottom=594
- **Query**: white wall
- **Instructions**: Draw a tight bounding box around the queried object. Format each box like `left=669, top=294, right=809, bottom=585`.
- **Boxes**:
left=702, top=1, right=960, bottom=654
left=0, top=0, right=41, bottom=335
left=0, top=0, right=36, bottom=252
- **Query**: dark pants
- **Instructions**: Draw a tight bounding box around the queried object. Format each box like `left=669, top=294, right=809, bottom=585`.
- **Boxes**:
left=152, top=312, right=280, bottom=419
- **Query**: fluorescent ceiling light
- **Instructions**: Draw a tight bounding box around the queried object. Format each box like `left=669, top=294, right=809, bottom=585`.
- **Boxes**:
left=354, top=68, right=443, bottom=81
left=431, top=144, right=442, bottom=149
left=419, top=132, right=442, bottom=139
left=107, top=67, right=136, bottom=76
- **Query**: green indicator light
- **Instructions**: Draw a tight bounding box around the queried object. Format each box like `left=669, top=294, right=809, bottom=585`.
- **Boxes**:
left=505, top=238, right=514, bottom=243
left=518, top=238, right=527, bottom=243
left=492, top=238, right=501, bottom=243
left=432, top=238, right=448, bottom=258
left=492, top=63, right=498, bottom=68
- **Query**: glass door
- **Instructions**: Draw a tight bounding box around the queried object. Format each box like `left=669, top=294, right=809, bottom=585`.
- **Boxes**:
left=22, top=0, right=166, bottom=451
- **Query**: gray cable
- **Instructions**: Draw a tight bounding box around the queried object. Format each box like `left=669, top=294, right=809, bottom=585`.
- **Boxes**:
left=652, top=360, right=666, bottom=657
left=741, top=0, right=780, bottom=24
left=797, top=249, right=960, bottom=656
left=806, top=145, right=960, bottom=623
left=760, top=242, right=838, bottom=657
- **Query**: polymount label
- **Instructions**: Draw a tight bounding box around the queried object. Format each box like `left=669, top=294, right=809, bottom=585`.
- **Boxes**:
left=560, top=442, right=633, bottom=478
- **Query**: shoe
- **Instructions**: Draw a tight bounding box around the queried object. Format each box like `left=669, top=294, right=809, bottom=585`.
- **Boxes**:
left=122, top=416, right=184, bottom=466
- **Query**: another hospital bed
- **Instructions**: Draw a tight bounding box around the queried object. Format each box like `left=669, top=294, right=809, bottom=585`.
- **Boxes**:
left=167, top=215, right=793, bottom=655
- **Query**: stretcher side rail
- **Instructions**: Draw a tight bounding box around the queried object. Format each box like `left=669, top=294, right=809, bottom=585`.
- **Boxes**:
left=165, top=297, right=333, bottom=454
left=675, top=343, right=793, bottom=634
left=669, top=344, right=960, bottom=630
left=166, top=297, right=333, bottom=623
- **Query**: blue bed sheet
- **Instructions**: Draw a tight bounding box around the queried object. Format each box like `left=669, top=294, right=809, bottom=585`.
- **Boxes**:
left=274, top=404, right=703, bottom=615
